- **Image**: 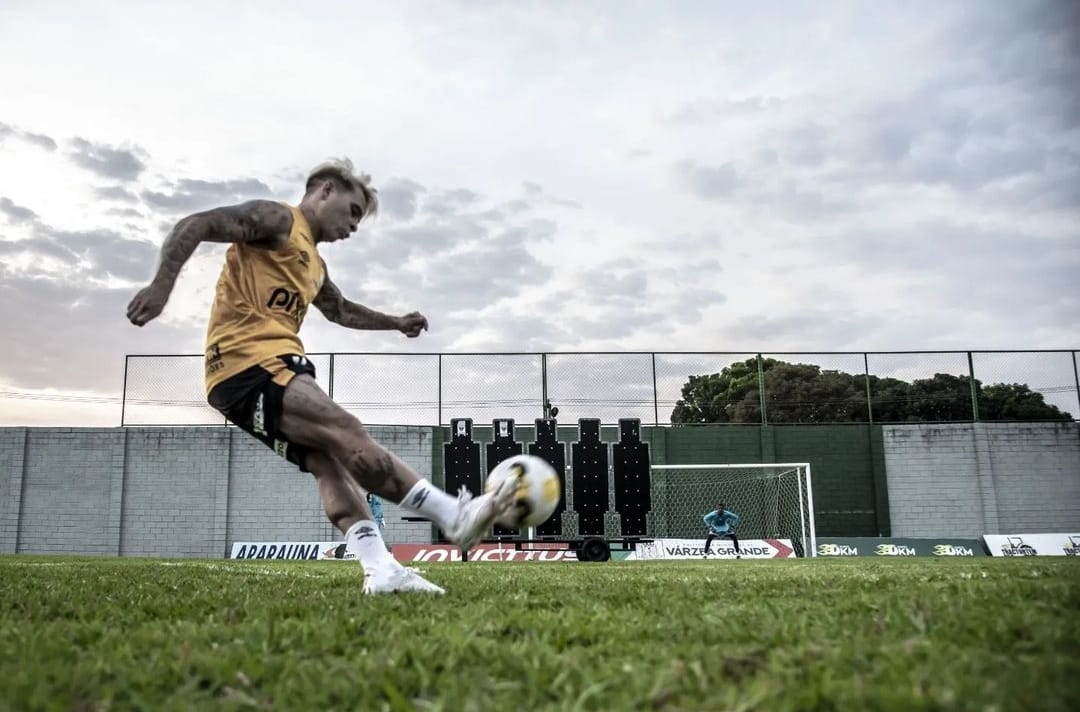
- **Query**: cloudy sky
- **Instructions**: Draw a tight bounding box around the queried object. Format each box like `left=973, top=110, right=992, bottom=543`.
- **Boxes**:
left=1, top=0, right=1078, bottom=426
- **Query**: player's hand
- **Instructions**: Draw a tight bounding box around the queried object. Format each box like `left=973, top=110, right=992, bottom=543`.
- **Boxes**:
left=396, top=311, right=429, bottom=338
left=126, top=281, right=172, bottom=327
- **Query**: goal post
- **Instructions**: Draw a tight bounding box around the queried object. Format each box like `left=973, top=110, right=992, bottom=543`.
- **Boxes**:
left=649, top=463, right=817, bottom=557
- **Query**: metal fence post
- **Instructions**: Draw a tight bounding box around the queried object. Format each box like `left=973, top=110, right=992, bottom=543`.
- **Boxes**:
left=652, top=353, right=659, bottom=426
left=120, top=355, right=129, bottom=426
left=967, top=351, right=979, bottom=422
left=328, top=354, right=335, bottom=401
left=541, top=353, right=549, bottom=420
left=864, top=352, right=873, bottom=423
left=757, top=353, right=768, bottom=425
left=437, top=354, right=443, bottom=427
left=1072, top=351, right=1079, bottom=422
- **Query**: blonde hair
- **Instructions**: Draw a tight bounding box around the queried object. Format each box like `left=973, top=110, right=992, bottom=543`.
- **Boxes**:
left=305, top=157, right=379, bottom=219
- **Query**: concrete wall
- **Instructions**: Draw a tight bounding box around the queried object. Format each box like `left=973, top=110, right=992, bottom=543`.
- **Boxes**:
left=0, top=428, right=27, bottom=553
left=884, top=422, right=1080, bottom=537
left=19, top=429, right=125, bottom=556
left=1, top=421, right=1077, bottom=557
left=0, top=425, right=435, bottom=557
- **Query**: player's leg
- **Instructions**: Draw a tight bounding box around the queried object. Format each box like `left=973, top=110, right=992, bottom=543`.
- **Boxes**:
left=204, top=360, right=446, bottom=587
left=703, top=531, right=716, bottom=558
left=306, top=450, right=443, bottom=594
left=277, top=373, right=516, bottom=551
left=728, top=532, right=741, bottom=559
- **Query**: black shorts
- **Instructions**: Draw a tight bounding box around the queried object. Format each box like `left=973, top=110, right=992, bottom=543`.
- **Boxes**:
left=208, top=354, right=316, bottom=472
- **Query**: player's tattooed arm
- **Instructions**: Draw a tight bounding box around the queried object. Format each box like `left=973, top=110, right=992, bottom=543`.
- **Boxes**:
left=313, top=263, right=428, bottom=337
left=152, top=200, right=293, bottom=286
left=127, top=200, right=293, bottom=327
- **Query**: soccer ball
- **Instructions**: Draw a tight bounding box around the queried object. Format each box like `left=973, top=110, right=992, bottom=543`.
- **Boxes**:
left=484, top=454, right=561, bottom=529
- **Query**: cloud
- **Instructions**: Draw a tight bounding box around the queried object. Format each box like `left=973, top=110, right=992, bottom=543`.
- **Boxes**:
left=782, top=123, right=830, bottom=168
left=0, top=219, right=158, bottom=282
left=724, top=310, right=880, bottom=350
left=0, top=235, right=77, bottom=264
left=576, top=268, right=648, bottom=306
left=814, top=220, right=1080, bottom=342
left=0, top=197, right=38, bottom=222
left=377, top=178, right=426, bottom=220
left=419, top=239, right=554, bottom=313
left=515, top=182, right=582, bottom=210
left=673, top=287, right=728, bottom=323
left=141, top=177, right=274, bottom=213
left=2, top=0, right=1078, bottom=424
left=68, top=137, right=147, bottom=181
left=0, top=122, right=57, bottom=151
left=44, top=227, right=158, bottom=282
left=664, top=96, right=787, bottom=125
left=0, top=263, right=195, bottom=392
left=673, top=160, right=739, bottom=199
left=440, top=310, right=574, bottom=352
left=106, top=207, right=145, bottom=219
left=94, top=185, right=140, bottom=203
left=945, top=0, right=1080, bottom=130
left=418, top=188, right=486, bottom=218
left=671, top=156, right=850, bottom=221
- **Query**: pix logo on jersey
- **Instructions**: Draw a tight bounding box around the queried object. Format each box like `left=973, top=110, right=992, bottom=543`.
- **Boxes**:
left=266, top=287, right=306, bottom=322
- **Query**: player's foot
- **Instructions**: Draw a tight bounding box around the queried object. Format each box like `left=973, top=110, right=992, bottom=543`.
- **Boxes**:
left=444, top=480, right=517, bottom=553
left=363, top=563, right=445, bottom=595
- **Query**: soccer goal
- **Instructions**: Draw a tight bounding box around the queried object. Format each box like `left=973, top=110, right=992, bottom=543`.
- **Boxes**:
left=649, top=463, right=816, bottom=557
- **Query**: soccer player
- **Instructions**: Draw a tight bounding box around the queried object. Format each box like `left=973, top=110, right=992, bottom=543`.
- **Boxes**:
left=367, top=493, right=385, bottom=533
left=126, top=158, right=516, bottom=595
left=702, top=503, right=741, bottom=559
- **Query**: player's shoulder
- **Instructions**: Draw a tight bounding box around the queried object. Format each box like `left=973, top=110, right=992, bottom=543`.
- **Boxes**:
left=221, top=200, right=294, bottom=246
left=250, top=199, right=295, bottom=231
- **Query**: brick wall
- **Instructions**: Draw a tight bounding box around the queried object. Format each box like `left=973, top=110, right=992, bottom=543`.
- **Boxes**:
left=18, top=429, right=125, bottom=555
left=0, top=428, right=27, bottom=554
left=225, top=430, right=329, bottom=550
left=2, top=422, right=1076, bottom=555
left=883, top=422, right=1080, bottom=537
left=0, top=425, right=437, bottom=557
left=122, top=429, right=230, bottom=558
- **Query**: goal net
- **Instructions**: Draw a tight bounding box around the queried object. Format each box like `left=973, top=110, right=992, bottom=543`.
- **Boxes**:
left=649, top=463, right=816, bottom=557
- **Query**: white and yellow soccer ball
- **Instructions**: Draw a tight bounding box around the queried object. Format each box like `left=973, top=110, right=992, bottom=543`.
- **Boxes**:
left=484, top=454, right=561, bottom=529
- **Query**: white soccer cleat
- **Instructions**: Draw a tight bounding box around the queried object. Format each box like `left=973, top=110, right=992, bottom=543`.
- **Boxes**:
left=444, top=480, right=517, bottom=553
left=363, top=564, right=445, bottom=595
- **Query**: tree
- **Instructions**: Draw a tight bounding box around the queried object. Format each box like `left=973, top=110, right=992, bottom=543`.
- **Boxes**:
left=980, top=383, right=1073, bottom=421
left=670, top=357, right=763, bottom=424
left=671, top=358, right=1074, bottom=424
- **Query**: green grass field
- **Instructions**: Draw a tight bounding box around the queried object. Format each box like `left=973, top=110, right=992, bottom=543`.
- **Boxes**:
left=1, top=556, right=1077, bottom=711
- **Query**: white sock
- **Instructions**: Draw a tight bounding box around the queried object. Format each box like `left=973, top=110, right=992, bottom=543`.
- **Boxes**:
left=345, top=520, right=395, bottom=570
left=400, top=479, right=459, bottom=533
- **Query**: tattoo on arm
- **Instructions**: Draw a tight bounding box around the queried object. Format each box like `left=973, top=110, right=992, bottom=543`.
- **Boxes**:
left=313, top=270, right=400, bottom=330
left=151, top=200, right=293, bottom=286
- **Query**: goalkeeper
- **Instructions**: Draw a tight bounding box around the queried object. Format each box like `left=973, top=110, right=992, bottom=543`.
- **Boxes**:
left=702, top=503, right=741, bottom=559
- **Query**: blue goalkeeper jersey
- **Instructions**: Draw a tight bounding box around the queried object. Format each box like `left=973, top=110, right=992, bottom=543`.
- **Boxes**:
left=367, top=494, right=384, bottom=524
left=704, top=509, right=739, bottom=534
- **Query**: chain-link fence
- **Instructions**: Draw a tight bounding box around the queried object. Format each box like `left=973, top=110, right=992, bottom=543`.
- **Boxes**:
left=121, top=350, right=1080, bottom=426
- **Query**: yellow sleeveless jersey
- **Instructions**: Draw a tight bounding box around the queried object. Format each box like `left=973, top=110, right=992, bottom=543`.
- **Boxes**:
left=204, top=204, right=324, bottom=395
